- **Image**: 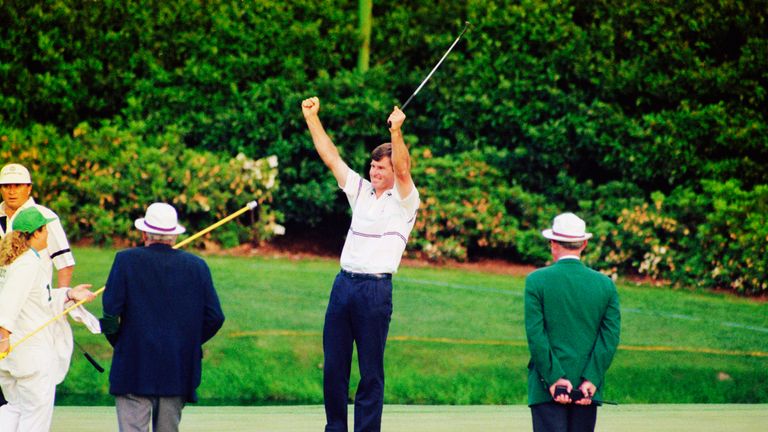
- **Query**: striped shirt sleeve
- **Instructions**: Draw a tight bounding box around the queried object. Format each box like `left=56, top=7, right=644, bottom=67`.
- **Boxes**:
left=44, top=214, right=76, bottom=270
left=341, top=170, right=367, bottom=209
left=395, top=184, right=420, bottom=217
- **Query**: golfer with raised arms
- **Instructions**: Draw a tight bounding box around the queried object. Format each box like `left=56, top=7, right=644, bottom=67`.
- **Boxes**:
left=524, top=212, right=621, bottom=432
left=302, top=96, right=420, bottom=432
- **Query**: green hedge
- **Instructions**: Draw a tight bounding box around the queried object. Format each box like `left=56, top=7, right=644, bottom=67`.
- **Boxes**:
left=0, top=123, right=282, bottom=247
left=1, top=0, right=766, bottom=294
left=409, top=148, right=555, bottom=263
left=581, top=181, right=768, bottom=296
left=3, top=1, right=764, bottom=195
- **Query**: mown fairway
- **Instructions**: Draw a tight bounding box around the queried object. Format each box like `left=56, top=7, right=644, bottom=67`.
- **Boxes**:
left=50, top=405, right=768, bottom=432
left=59, top=247, right=768, bottom=405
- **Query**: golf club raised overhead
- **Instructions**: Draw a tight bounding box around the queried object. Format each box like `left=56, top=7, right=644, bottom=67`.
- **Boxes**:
left=0, top=200, right=259, bottom=361
left=388, top=21, right=471, bottom=128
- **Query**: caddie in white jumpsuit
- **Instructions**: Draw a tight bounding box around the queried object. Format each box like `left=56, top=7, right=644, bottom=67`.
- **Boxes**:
left=0, top=207, right=96, bottom=431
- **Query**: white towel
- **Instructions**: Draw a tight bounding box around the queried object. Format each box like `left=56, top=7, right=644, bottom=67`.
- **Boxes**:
left=48, top=289, right=102, bottom=383
left=66, top=303, right=101, bottom=334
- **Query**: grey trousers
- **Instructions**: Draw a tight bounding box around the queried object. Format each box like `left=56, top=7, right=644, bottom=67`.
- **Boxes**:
left=115, top=394, right=185, bottom=432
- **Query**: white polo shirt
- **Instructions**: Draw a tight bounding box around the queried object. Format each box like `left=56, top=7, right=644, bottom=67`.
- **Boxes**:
left=0, top=198, right=76, bottom=272
left=339, top=170, right=420, bottom=274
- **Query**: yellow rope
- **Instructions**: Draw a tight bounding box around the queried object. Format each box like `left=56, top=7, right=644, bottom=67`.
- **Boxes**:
left=229, top=330, right=768, bottom=358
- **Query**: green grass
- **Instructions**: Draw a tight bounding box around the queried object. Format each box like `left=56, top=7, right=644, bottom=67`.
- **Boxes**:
left=50, top=404, right=768, bottom=432
left=59, top=247, right=768, bottom=405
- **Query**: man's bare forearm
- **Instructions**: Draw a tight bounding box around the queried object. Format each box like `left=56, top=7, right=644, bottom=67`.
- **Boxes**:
left=390, top=128, right=411, bottom=176
left=305, top=115, right=341, bottom=169
left=387, top=105, right=414, bottom=197
left=301, top=97, right=349, bottom=186
left=57, top=265, right=74, bottom=288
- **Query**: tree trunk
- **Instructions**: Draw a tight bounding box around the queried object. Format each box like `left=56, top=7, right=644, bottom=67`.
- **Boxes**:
left=357, top=0, right=373, bottom=73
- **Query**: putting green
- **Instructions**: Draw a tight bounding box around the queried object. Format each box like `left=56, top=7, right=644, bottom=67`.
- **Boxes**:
left=50, top=404, right=767, bottom=431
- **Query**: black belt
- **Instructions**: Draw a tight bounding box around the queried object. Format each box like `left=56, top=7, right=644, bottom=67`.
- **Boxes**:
left=340, top=269, right=392, bottom=280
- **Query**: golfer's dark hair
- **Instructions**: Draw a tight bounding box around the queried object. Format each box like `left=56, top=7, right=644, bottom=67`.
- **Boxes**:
left=0, top=230, right=36, bottom=266
left=371, top=143, right=392, bottom=161
left=555, top=240, right=586, bottom=250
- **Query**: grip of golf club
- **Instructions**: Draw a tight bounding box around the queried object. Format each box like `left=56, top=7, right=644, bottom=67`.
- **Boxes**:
left=387, top=100, right=410, bottom=129
left=84, top=351, right=105, bottom=373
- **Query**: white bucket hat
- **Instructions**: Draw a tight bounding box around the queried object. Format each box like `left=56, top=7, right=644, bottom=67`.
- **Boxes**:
left=134, top=202, right=186, bottom=235
left=0, top=163, right=32, bottom=185
left=542, top=212, right=593, bottom=242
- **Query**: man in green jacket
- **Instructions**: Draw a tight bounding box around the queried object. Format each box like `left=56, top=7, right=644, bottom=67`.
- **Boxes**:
left=524, top=212, right=621, bottom=432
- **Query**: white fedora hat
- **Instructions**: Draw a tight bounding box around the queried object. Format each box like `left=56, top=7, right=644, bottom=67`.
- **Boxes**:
left=0, top=163, right=32, bottom=185
left=134, top=202, right=186, bottom=235
left=542, top=212, right=593, bottom=242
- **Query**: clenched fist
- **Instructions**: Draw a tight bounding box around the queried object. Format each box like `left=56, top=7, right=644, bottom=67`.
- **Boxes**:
left=387, top=106, right=406, bottom=131
left=302, top=96, right=320, bottom=118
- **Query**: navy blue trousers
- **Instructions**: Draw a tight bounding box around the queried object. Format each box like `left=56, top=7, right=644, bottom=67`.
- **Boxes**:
left=323, top=271, right=393, bottom=432
left=531, top=402, right=598, bottom=432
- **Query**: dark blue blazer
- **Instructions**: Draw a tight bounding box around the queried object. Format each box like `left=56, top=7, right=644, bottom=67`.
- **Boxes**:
left=103, top=243, right=225, bottom=402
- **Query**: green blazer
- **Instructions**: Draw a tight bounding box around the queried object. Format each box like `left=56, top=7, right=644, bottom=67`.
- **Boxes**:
left=524, top=258, right=621, bottom=406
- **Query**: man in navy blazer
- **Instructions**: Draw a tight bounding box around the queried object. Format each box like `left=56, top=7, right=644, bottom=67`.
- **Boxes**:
left=101, top=202, right=225, bottom=432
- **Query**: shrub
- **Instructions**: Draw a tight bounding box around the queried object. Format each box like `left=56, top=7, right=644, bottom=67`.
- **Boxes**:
left=586, top=181, right=768, bottom=295
left=409, top=148, right=556, bottom=262
left=591, top=192, right=686, bottom=281
left=1, top=0, right=766, bottom=295
left=0, top=123, right=282, bottom=247
left=679, top=180, right=768, bottom=295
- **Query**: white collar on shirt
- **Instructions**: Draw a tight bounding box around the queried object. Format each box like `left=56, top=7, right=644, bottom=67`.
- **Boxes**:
left=369, top=187, right=394, bottom=199
left=558, top=255, right=581, bottom=261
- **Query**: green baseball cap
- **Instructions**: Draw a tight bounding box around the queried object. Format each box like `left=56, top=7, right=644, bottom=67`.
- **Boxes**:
left=13, top=207, right=55, bottom=233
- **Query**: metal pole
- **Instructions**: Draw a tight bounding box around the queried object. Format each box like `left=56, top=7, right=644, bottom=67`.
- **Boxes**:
left=399, top=21, right=471, bottom=111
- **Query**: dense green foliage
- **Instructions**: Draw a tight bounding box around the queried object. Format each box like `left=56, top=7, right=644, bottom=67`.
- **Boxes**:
left=0, top=0, right=766, bottom=293
left=410, top=148, right=557, bottom=263
left=61, top=250, right=768, bottom=405
left=0, top=122, right=281, bottom=246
